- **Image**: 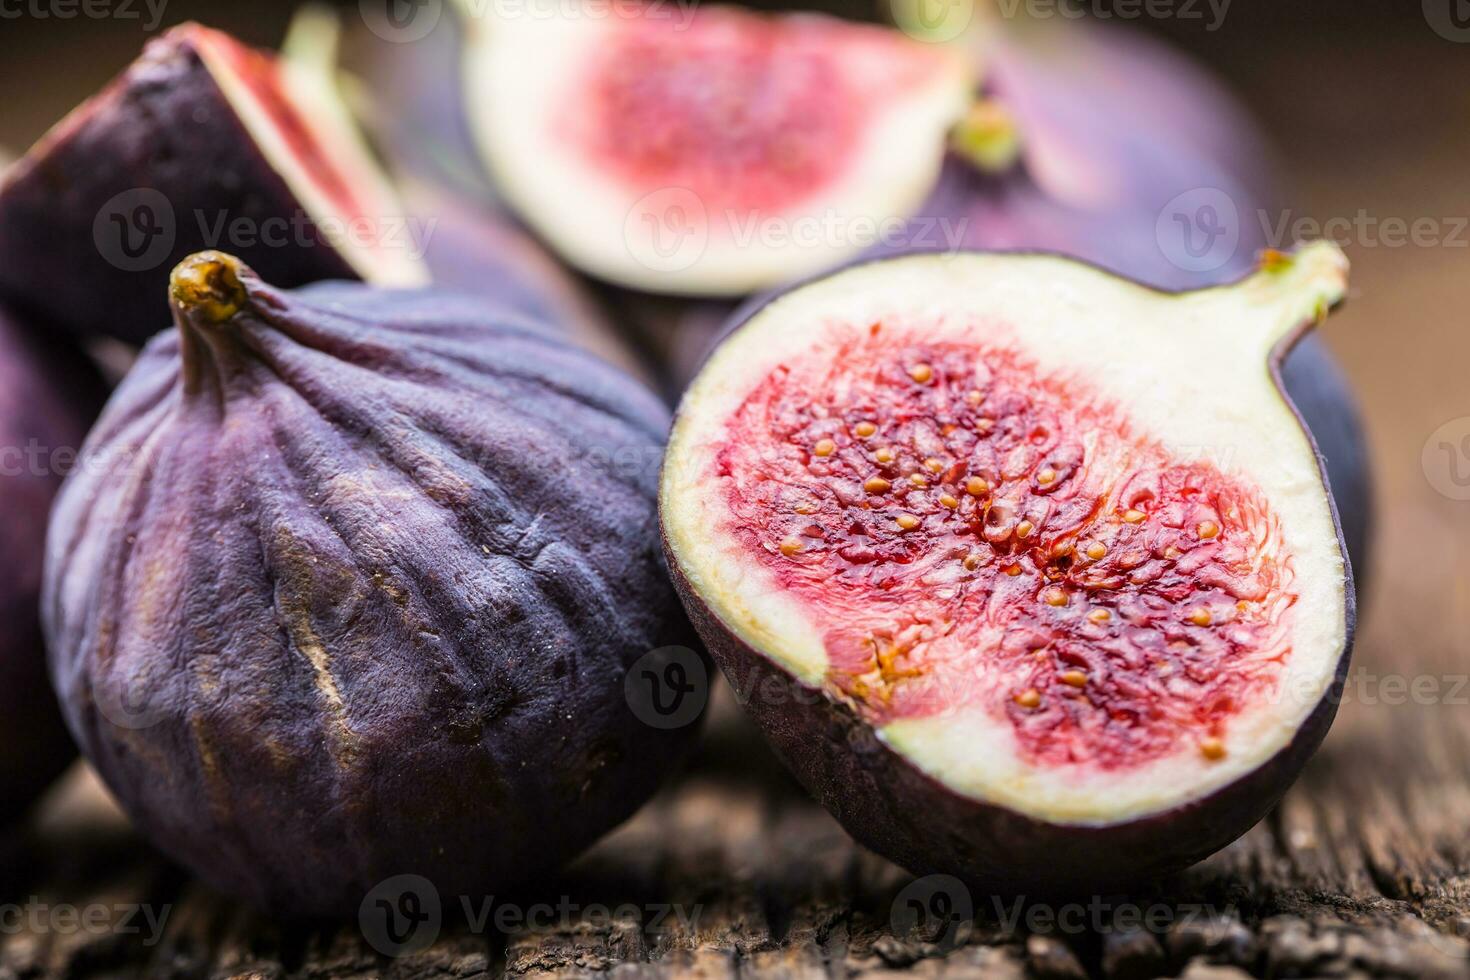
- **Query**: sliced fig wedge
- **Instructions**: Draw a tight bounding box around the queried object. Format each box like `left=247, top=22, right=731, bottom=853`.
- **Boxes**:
left=459, top=3, right=974, bottom=295
left=0, top=23, right=427, bottom=342
left=661, top=242, right=1356, bottom=891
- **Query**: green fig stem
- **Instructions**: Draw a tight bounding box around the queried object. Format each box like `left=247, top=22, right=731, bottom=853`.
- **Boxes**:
left=1189, top=240, right=1350, bottom=362
left=949, top=97, right=1022, bottom=175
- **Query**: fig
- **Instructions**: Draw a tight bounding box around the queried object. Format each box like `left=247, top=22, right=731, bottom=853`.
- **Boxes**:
left=0, top=308, right=105, bottom=822
left=632, top=13, right=1372, bottom=577
left=661, top=243, right=1356, bottom=893
left=44, top=252, right=694, bottom=918
left=0, top=23, right=427, bottom=343
left=459, top=2, right=975, bottom=294
left=279, top=6, right=651, bottom=384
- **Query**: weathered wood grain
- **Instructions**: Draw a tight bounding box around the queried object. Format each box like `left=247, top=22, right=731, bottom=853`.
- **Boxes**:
left=3, top=668, right=1470, bottom=980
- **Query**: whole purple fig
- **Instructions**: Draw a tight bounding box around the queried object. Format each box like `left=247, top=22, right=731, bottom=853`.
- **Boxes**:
left=43, top=252, right=697, bottom=918
left=0, top=309, right=104, bottom=822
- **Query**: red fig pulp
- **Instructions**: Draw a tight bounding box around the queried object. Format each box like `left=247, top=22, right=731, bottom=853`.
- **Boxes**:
left=461, top=3, right=974, bottom=293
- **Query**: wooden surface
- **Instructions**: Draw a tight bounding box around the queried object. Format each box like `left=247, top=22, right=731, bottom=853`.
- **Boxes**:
left=5, top=694, right=1470, bottom=980
left=4, top=6, right=1470, bottom=980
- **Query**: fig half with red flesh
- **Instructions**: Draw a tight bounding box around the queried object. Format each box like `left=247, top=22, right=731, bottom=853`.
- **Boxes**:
left=0, top=23, right=426, bottom=343
left=661, top=242, right=1355, bottom=891
left=460, top=3, right=973, bottom=295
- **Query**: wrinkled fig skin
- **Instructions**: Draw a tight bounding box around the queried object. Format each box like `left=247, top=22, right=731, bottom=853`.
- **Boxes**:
left=0, top=309, right=105, bottom=822
left=663, top=286, right=1357, bottom=896
left=44, top=256, right=694, bottom=918
left=0, top=27, right=355, bottom=342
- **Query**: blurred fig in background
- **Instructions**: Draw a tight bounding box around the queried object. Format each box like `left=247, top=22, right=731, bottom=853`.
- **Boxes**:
left=300, top=6, right=652, bottom=381
left=637, top=8, right=1372, bottom=579
left=456, top=0, right=976, bottom=295
left=0, top=22, right=427, bottom=344
left=0, top=308, right=105, bottom=824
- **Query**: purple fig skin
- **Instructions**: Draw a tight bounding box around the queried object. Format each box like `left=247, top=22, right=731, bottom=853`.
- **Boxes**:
left=409, top=184, right=654, bottom=386
left=661, top=260, right=1356, bottom=896
left=0, top=309, right=106, bottom=823
left=340, top=4, right=493, bottom=206
left=983, top=14, right=1276, bottom=216
left=43, top=253, right=696, bottom=919
left=0, top=25, right=359, bottom=344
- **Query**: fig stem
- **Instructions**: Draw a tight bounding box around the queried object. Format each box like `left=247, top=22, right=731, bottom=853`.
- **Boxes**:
left=170, top=251, right=248, bottom=325
left=949, top=97, right=1022, bottom=175
left=1233, top=240, right=1350, bottom=355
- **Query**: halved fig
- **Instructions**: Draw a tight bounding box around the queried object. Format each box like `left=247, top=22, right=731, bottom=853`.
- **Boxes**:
left=459, top=2, right=974, bottom=295
left=661, top=242, right=1356, bottom=892
left=0, top=23, right=426, bottom=342
left=284, top=7, right=651, bottom=383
